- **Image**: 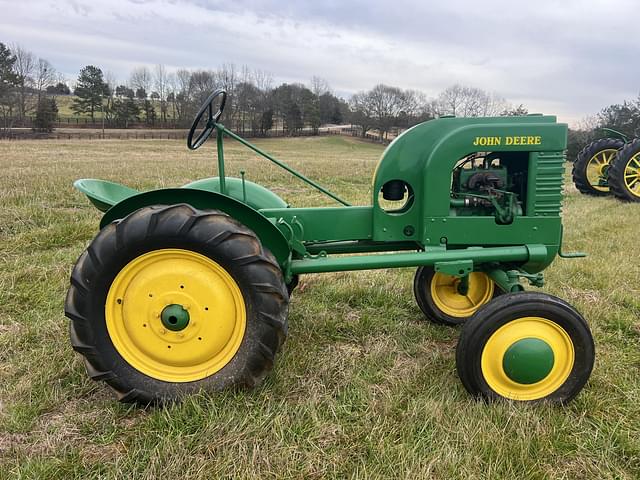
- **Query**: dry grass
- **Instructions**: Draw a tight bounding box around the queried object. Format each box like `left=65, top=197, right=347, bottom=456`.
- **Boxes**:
left=0, top=136, right=639, bottom=479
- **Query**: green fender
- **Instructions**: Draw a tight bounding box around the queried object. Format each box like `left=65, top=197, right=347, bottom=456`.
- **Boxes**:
left=183, top=177, right=289, bottom=209
left=100, top=188, right=292, bottom=268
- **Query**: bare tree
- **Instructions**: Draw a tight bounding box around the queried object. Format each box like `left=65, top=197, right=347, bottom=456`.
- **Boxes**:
left=252, top=69, right=273, bottom=92
left=189, top=70, right=216, bottom=105
left=435, top=85, right=508, bottom=117
left=154, top=64, right=168, bottom=122
left=129, top=66, right=152, bottom=98
left=34, top=58, right=56, bottom=102
left=367, top=84, right=419, bottom=139
left=12, top=44, right=36, bottom=119
left=310, top=76, right=331, bottom=97
left=350, top=90, right=376, bottom=137
left=215, top=63, right=237, bottom=93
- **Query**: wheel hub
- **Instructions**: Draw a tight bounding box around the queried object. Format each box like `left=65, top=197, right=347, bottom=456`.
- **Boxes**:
left=502, top=337, right=554, bottom=384
left=161, top=304, right=190, bottom=331
left=430, top=272, right=494, bottom=318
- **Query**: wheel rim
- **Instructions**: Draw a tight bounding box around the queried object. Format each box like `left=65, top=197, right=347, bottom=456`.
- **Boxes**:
left=586, top=149, right=616, bottom=192
left=430, top=272, right=494, bottom=318
left=623, top=152, right=640, bottom=198
left=481, top=317, right=574, bottom=400
left=105, top=249, right=246, bottom=382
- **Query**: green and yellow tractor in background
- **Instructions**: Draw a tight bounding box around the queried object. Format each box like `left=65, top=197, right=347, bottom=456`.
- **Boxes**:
left=572, top=128, right=640, bottom=201
left=66, top=90, right=595, bottom=406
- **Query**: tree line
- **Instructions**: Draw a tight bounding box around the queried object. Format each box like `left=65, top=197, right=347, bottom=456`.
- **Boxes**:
left=567, top=96, right=640, bottom=159
left=0, top=42, right=63, bottom=132
left=1, top=41, right=528, bottom=137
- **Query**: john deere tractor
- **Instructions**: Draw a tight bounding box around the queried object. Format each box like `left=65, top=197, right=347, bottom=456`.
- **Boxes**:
left=66, top=89, right=594, bottom=405
left=572, top=128, right=640, bottom=201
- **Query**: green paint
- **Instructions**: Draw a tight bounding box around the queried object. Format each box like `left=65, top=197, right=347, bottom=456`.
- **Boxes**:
left=216, top=127, right=226, bottom=194
left=289, top=245, right=539, bottom=275
left=502, top=338, right=555, bottom=384
left=75, top=113, right=575, bottom=286
left=99, top=188, right=291, bottom=268
left=161, top=304, right=190, bottom=331
left=73, top=179, right=139, bottom=212
left=183, top=177, right=288, bottom=209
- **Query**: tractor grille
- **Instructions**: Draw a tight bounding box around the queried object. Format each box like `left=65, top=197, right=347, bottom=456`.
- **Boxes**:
left=533, top=152, right=564, bottom=216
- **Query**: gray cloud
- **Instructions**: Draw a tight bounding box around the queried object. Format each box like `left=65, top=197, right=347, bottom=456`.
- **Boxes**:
left=1, top=0, right=639, bottom=125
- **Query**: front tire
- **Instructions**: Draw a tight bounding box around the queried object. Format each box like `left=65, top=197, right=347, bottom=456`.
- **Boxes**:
left=456, top=292, right=594, bottom=404
left=413, top=267, right=500, bottom=326
left=65, top=204, right=289, bottom=404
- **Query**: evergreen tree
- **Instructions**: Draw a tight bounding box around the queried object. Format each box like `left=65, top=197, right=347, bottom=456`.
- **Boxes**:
left=33, top=98, right=58, bottom=132
left=0, top=42, right=18, bottom=95
left=0, top=42, right=19, bottom=130
left=142, top=99, right=156, bottom=125
left=72, top=65, right=109, bottom=121
left=46, top=82, right=70, bottom=95
left=112, top=97, right=140, bottom=128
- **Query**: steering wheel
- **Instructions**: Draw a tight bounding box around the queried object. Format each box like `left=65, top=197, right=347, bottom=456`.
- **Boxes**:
left=187, top=89, right=227, bottom=150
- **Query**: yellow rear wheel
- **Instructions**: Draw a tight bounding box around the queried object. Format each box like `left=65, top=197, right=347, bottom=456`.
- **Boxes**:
left=609, top=139, right=640, bottom=202
left=65, top=205, right=289, bottom=404
left=585, top=148, right=616, bottom=193
left=572, top=138, right=624, bottom=196
left=105, top=249, right=246, bottom=383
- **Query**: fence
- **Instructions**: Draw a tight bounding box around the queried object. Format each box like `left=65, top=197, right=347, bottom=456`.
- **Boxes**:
left=0, top=126, right=390, bottom=143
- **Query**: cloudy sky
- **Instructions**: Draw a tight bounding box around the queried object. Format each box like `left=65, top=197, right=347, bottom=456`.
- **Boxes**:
left=2, top=0, right=639, bottom=125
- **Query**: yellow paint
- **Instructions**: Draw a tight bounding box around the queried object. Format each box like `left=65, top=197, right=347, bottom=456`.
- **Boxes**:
left=623, top=153, right=640, bottom=198
left=105, top=249, right=246, bottom=382
left=430, top=272, right=494, bottom=318
left=481, top=317, right=574, bottom=401
left=473, top=136, right=542, bottom=147
left=586, top=148, right=617, bottom=192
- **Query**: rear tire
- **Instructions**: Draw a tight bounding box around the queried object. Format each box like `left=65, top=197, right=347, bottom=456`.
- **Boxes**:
left=65, top=204, right=289, bottom=404
left=572, top=138, right=624, bottom=196
left=609, top=138, right=640, bottom=202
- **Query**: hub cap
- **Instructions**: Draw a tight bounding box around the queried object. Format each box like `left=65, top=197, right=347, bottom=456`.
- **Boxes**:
left=161, top=304, right=190, bottom=331
left=105, top=249, right=246, bottom=382
left=430, top=272, right=494, bottom=318
left=481, top=317, right=574, bottom=400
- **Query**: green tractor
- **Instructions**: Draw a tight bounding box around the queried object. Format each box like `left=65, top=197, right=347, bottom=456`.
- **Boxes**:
left=66, top=89, right=595, bottom=405
left=572, top=128, right=640, bottom=202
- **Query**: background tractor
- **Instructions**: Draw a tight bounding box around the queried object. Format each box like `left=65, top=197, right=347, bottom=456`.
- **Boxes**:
left=572, top=128, right=640, bottom=201
left=66, top=89, right=594, bottom=406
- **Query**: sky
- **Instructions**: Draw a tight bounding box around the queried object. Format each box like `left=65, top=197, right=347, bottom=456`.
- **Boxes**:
left=1, top=0, right=639, bottom=126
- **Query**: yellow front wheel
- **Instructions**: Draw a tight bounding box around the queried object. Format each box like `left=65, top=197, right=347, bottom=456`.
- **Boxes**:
left=456, top=292, right=594, bottom=404
left=413, top=267, right=501, bottom=326
left=65, top=204, right=289, bottom=404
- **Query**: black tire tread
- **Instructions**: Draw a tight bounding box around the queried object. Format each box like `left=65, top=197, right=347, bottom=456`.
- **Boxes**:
left=609, top=138, right=640, bottom=202
left=572, top=138, right=624, bottom=196
left=65, top=204, right=288, bottom=405
left=456, top=292, right=594, bottom=404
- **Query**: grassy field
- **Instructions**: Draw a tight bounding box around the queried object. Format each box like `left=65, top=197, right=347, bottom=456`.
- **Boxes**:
left=53, top=95, right=172, bottom=121
left=0, top=136, right=639, bottom=479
